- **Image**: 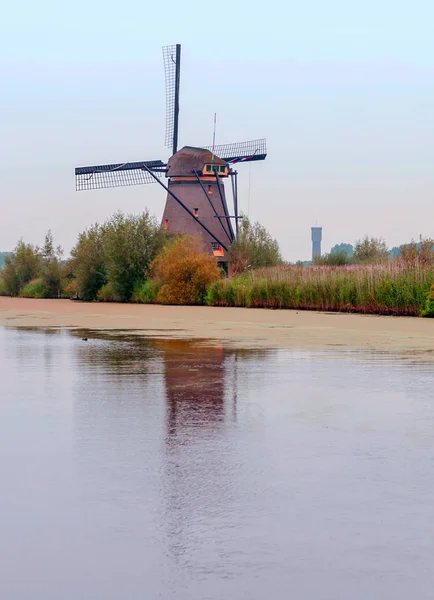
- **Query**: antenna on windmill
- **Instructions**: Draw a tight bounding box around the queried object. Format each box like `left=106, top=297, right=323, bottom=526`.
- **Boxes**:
left=211, top=113, right=217, bottom=167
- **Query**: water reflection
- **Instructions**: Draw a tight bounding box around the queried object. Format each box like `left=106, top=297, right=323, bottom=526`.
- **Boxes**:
left=69, top=332, right=271, bottom=586
left=3, top=327, right=434, bottom=600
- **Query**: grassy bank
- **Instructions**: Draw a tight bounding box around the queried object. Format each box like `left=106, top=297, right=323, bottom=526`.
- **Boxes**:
left=207, top=264, right=434, bottom=316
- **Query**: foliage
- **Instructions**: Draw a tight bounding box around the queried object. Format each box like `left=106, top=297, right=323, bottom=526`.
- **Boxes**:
left=131, top=279, right=161, bottom=304
left=400, top=236, right=434, bottom=266
left=314, top=251, right=351, bottom=266
left=329, top=243, right=354, bottom=258
left=39, top=230, right=63, bottom=297
left=229, top=216, right=281, bottom=275
left=207, top=263, right=434, bottom=316
left=63, top=278, right=78, bottom=299
left=19, top=278, right=52, bottom=299
left=2, top=240, right=41, bottom=296
left=101, top=211, right=169, bottom=302
left=421, top=284, right=434, bottom=318
left=69, top=224, right=107, bottom=301
left=389, top=245, right=402, bottom=259
left=0, top=252, right=12, bottom=269
left=0, top=276, right=5, bottom=296
left=150, top=236, right=221, bottom=305
left=353, top=237, right=389, bottom=264
left=96, top=282, right=117, bottom=302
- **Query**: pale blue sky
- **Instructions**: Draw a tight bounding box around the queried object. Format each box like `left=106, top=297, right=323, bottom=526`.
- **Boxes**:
left=1, top=0, right=433, bottom=260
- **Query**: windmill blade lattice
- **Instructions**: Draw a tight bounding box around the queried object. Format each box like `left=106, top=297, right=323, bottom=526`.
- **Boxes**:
left=200, top=139, right=267, bottom=164
left=162, top=44, right=181, bottom=155
left=75, top=160, right=166, bottom=191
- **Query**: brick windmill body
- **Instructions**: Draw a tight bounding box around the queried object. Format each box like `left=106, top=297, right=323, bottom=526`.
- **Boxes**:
left=75, top=45, right=267, bottom=270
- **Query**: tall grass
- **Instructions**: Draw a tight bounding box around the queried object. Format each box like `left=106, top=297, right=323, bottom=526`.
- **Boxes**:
left=207, top=263, right=434, bottom=316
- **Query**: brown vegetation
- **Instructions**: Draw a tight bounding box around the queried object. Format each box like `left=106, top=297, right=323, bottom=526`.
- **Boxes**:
left=150, top=236, right=221, bottom=305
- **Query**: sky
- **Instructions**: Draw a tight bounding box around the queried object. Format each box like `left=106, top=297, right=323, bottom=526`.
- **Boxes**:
left=1, top=0, right=434, bottom=261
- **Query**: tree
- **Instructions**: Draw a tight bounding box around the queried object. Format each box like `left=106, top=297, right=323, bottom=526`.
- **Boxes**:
left=69, top=224, right=107, bottom=301
left=39, top=230, right=63, bottom=296
left=401, top=236, right=434, bottom=266
left=0, top=252, right=12, bottom=269
left=389, top=245, right=402, bottom=259
left=229, top=216, right=281, bottom=274
left=353, top=237, right=389, bottom=264
left=102, top=211, right=169, bottom=302
left=151, top=236, right=221, bottom=305
left=2, top=240, right=40, bottom=296
left=329, top=243, right=354, bottom=258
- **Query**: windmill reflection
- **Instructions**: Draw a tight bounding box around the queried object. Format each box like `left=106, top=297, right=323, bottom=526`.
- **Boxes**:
left=69, top=330, right=270, bottom=571
left=156, top=339, right=229, bottom=439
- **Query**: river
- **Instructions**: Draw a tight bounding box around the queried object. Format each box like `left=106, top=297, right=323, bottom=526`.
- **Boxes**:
left=1, top=326, right=434, bottom=599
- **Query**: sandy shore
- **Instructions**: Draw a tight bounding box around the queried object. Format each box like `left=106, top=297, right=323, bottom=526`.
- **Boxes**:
left=1, top=297, right=434, bottom=359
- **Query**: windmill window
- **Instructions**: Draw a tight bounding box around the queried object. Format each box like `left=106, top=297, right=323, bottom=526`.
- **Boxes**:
left=219, top=166, right=225, bottom=173
left=164, top=219, right=169, bottom=230
left=193, top=208, right=199, bottom=217
left=206, top=165, right=212, bottom=172
left=211, top=242, right=224, bottom=257
left=208, top=185, right=213, bottom=195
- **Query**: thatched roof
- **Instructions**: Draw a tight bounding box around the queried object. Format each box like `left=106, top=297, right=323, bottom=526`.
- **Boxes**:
left=167, top=146, right=226, bottom=177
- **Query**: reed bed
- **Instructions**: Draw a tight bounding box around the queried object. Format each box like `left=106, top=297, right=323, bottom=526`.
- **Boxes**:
left=207, top=263, right=434, bottom=316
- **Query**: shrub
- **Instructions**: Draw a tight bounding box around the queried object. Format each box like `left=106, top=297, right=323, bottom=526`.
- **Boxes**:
left=101, top=211, right=169, bottom=302
left=151, top=236, right=221, bottom=305
left=131, top=279, right=161, bottom=304
left=63, top=278, right=78, bottom=299
left=96, top=282, right=117, bottom=302
left=69, top=224, right=107, bottom=301
left=0, top=277, right=6, bottom=296
left=401, top=236, right=434, bottom=267
left=421, top=284, right=434, bottom=317
left=229, top=216, right=281, bottom=274
left=19, top=278, right=51, bottom=299
left=314, top=251, right=351, bottom=266
left=353, top=237, right=389, bottom=264
left=2, top=240, right=41, bottom=296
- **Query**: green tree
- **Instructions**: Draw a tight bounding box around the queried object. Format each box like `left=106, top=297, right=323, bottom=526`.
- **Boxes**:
left=0, top=252, right=12, bottom=269
left=69, top=224, right=107, bottom=301
left=229, top=216, right=281, bottom=274
left=102, top=211, right=169, bottom=302
left=2, top=240, right=40, bottom=296
left=330, top=243, right=354, bottom=258
left=39, top=230, right=63, bottom=296
left=353, top=237, right=389, bottom=264
left=389, top=245, right=402, bottom=259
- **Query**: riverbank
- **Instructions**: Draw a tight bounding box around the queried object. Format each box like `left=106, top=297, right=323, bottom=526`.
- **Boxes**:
left=1, top=297, right=434, bottom=359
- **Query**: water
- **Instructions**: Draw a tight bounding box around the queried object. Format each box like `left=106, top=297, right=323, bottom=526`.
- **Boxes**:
left=1, top=326, right=434, bottom=599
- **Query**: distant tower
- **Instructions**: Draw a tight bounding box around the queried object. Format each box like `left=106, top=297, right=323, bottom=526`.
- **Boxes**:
left=311, top=227, right=322, bottom=261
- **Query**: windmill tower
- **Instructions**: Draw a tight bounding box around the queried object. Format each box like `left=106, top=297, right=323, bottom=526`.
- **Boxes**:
left=75, top=44, right=267, bottom=268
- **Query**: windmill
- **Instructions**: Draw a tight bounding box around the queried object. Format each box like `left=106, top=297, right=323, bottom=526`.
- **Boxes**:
left=75, top=44, right=267, bottom=268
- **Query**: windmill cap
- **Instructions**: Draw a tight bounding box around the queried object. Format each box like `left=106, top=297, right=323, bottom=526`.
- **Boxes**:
left=167, top=146, right=227, bottom=177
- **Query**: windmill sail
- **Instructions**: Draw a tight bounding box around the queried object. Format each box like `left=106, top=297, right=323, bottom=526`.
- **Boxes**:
left=75, top=160, right=166, bottom=191
left=162, top=44, right=181, bottom=156
left=200, top=139, right=267, bottom=164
